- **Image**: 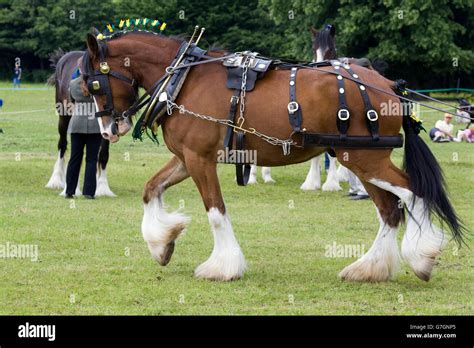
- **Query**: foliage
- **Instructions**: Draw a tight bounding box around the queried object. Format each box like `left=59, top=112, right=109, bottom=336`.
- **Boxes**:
left=0, top=0, right=472, bottom=87
left=261, top=0, right=474, bottom=87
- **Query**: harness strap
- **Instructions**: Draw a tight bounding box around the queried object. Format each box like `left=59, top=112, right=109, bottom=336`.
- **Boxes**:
left=303, top=133, right=403, bottom=148
left=235, top=131, right=251, bottom=186
left=337, top=62, right=379, bottom=140
left=330, top=61, right=350, bottom=140
left=288, top=67, right=302, bottom=133
left=224, top=90, right=240, bottom=149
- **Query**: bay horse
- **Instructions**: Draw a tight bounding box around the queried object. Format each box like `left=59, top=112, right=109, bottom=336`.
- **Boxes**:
left=82, top=30, right=465, bottom=282
left=45, top=49, right=115, bottom=196
left=250, top=24, right=342, bottom=191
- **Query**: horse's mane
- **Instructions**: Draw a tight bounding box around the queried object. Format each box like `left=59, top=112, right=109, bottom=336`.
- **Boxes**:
left=101, top=29, right=227, bottom=54
left=102, top=29, right=185, bottom=44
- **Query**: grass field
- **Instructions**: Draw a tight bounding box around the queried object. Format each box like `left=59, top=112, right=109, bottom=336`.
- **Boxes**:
left=0, top=82, right=472, bottom=315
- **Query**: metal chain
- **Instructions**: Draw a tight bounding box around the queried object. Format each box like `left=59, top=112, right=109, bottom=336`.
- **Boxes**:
left=238, top=56, right=250, bottom=126
left=166, top=99, right=294, bottom=154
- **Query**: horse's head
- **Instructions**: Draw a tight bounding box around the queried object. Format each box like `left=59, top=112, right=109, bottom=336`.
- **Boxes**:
left=81, top=33, right=139, bottom=143
left=310, top=24, right=337, bottom=62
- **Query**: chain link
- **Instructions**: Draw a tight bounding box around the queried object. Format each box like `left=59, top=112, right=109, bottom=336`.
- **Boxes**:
left=238, top=56, right=250, bottom=126
left=166, top=99, right=294, bottom=154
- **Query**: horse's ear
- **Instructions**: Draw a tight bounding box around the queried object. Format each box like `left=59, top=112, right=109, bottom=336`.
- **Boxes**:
left=309, top=26, right=318, bottom=36
left=86, top=33, right=99, bottom=60
left=329, top=24, right=336, bottom=36
left=91, top=27, right=100, bottom=36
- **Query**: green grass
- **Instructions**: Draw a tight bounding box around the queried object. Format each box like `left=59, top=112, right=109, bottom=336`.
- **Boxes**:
left=0, top=82, right=473, bottom=315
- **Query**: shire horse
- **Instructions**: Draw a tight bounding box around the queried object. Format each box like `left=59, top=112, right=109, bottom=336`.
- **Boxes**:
left=45, top=49, right=115, bottom=196
left=82, top=30, right=465, bottom=282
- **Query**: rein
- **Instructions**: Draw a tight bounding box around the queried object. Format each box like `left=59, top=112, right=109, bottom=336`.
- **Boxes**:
left=84, top=31, right=472, bottom=143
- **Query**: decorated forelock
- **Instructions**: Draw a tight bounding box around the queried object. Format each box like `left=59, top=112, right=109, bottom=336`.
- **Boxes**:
left=96, top=18, right=167, bottom=40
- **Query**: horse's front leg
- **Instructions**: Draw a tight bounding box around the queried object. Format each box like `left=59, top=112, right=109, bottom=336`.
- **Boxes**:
left=141, top=155, right=190, bottom=266
left=186, top=154, right=246, bottom=281
left=95, top=139, right=116, bottom=197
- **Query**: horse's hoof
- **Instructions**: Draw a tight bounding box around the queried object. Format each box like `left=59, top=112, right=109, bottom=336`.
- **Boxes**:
left=158, top=242, right=175, bottom=266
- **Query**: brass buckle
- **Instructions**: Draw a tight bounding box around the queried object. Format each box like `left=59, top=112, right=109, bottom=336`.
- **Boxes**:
left=230, top=96, right=239, bottom=104
left=99, top=62, right=110, bottom=74
left=92, top=81, right=101, bottom=91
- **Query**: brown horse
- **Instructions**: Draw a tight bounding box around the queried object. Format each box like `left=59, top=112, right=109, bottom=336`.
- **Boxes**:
left=82, top=30, right=465, bottom=282
left=45, top=49, right=115, bottom=196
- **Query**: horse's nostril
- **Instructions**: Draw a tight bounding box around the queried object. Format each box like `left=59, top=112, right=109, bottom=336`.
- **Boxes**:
left=102, top=132, right=109, bottom=138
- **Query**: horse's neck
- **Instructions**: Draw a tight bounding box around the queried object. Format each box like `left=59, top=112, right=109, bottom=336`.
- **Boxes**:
left=125, top=37, right=182, bottom=90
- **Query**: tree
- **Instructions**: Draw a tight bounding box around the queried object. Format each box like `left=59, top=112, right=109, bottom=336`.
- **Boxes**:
left=260, top=0, right=474, bottom=87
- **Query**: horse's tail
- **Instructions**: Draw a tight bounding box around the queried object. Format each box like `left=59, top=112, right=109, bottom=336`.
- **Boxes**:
left=46, top=48, right=66, bottom=86
left=399, top=88, right=467, bottom=246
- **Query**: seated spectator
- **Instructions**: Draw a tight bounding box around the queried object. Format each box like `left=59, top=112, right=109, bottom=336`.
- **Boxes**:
left=456, top=99, right=473, bottom=124
left=429, top=113, right=454, bottom=142
left=455, top=124, right=474, bottom=143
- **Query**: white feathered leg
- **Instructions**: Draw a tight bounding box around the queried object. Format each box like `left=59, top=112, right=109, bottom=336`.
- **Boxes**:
left=369, top=179, right=447, bottom=281
left=247, top=165, right=258, bottom=184
left=339, top=207, right=400, bottom=282
left=322, top=156, right=342, bottom=191
left=142, top=197, right=190, bottom=266
left=95, top=168, right=116, bottom=197
left=261, top=167, right=275, bottom=184
left=300, top=155, right=322, bottom=190
left=336, top=164, right=349, bottom=182
left=194, top=208, right=246, bottom=281
left=45, top=151, right=66, bottom=189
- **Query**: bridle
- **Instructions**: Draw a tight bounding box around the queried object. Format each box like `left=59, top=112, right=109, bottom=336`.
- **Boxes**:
left=82, top=40, right=138, bottom=121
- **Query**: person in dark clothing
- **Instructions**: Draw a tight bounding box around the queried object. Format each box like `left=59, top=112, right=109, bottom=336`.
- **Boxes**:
left=13, top=63, right=22, bottom=88
left=64, top=69, right=102, bottom=199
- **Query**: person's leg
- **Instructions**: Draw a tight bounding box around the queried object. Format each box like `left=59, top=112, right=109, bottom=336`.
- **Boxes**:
left=353, top=176, right=370, bottom=200
left=347, top=170, right=359, bottom=195
left=65, top=134, right=85, bottom=196
left=83, top=134, right=102, bottom=197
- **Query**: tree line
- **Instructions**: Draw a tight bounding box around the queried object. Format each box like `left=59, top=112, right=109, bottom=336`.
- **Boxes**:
left=0, top=0, right=472, bottom=88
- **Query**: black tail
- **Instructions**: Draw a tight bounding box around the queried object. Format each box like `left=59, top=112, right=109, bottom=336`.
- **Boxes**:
left=46, top=48, right=66, bottom=86
left=401, top=102, right=467, bottom=246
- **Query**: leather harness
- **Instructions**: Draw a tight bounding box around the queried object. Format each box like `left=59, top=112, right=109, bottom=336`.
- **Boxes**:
left=82, top=38, right=404, bottom=187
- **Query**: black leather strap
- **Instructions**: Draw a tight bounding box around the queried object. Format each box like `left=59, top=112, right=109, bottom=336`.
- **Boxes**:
left=224, top=90, right=240, bottom=149
left=303, top=133, right=403, bottom=148
left=288, top=67, right=302, bottom=132
left=339, top=62, right=379, bottom=140
left=235, top=132, right=250, bottom=186
left=330, top=61, right=350, bottom=140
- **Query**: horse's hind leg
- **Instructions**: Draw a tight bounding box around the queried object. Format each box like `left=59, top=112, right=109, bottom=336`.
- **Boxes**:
left=338, top=149, right=447, bottom=281
left=338, top=180, right=402, bottom=281
left=300, top=155, right=322, bottom=190
left=46, top=114, right=70, bottom=189
left=185, top=154, right=246, bottom=281
left=95, top=139, right=116, bottom=197
left=369, top=174, right=447, bottom=281
left=141, top=156, right=191, bottom=266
